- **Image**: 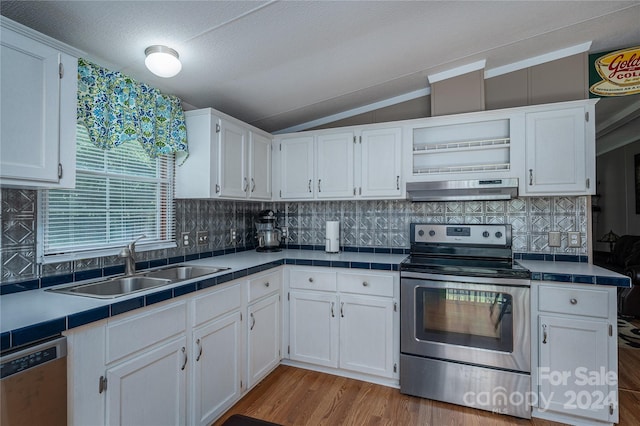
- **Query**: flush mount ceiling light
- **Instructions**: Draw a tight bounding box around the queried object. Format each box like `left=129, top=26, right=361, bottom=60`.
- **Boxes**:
left=144, top=45, right=182, bottom=78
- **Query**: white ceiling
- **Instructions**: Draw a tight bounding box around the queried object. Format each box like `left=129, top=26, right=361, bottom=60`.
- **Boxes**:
left=1, top=1, right=640, bottom=134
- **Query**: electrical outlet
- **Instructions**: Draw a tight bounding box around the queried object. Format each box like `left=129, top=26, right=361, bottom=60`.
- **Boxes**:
left=568, top=232, right=582, bottom=248
left=182, top=232, right=190, bottom=247
left=281, top=227, right=288, bottom=239
left=197, top=231, right=209, bottom=246
left=548, top=231, right=561, bottom=247
left=230, top=229, right=237, bottom=244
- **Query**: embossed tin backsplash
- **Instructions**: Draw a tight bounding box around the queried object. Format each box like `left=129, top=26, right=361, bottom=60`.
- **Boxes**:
left=1, top=187, right=588, bottom=284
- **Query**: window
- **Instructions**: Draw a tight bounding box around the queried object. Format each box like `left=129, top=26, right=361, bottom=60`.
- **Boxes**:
left=39, top=125, right=175, bottom=263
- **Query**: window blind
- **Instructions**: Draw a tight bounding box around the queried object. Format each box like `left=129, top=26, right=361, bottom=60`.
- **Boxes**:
left=40, top=125, right=175, bottom=260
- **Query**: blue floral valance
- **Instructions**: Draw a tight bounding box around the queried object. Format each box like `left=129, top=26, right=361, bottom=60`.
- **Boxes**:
left=77, top=58, right=188, bottom=158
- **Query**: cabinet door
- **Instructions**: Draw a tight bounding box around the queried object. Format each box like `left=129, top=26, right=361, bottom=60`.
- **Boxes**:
left=538, top=315, right=613, bottom=422
left=248, top=293, right=281, bottom=388
left=106, top=336, right=187, bottom=426
left=177, top=111, right=220, bottom=198
left=316, top=132, right=354, bottom=198
left=279, top=136, right=315, bottom=199
left=339, top=294, right=395, bottom=377
left=249, top=132, right=272, bottom=200
left=360, top=128, right=402, bottom=198
left=0, top=26, right=76, bottom=187
left=219, top=118, right=248, bottom=198
left=289, top=291, right=338, bottom=368
left=524, top=107, right=588, bottom=194
left=192, top=312, right=242, bottom=426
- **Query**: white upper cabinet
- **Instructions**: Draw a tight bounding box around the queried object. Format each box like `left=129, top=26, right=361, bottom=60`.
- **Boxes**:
left=521, top=100, right=596, bottom=196
left=176, top=108, right=273, bottom=200
left=360, top=127, right=402, bottom=198
left=276, top=126, right=404, bottom=201
left=316, top=132, right=355, bottom=198
left=278, top=136, right=315, bottom=199
left=0, top=18, right=77, bottom=189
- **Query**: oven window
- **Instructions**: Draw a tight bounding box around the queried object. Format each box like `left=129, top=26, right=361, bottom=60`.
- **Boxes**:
left=415, top=287, right=514, bottom=353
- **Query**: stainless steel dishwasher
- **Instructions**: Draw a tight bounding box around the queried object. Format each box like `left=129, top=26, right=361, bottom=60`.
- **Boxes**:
left=1, top=336, right=67, bottom=426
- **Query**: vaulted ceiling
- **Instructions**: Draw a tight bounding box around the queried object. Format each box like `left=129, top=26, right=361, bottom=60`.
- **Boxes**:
left=2, top=1, right=639, bottom=135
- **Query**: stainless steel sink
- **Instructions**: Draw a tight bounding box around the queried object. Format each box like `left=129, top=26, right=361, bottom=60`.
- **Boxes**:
left=47, top=264, right=229, bottom=299
left=49, top=276, right=172, bottom=299
left=142, top=265, right=229, bottom=282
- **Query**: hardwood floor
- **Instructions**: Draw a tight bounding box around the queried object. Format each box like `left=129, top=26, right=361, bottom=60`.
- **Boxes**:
left=215, top=364, right=640, bottom=426
left=618, top=317, right=640, bottom=426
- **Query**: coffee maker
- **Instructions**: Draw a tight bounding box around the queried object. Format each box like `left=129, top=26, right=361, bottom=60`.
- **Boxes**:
left=255, top=209, right=283, bottom=252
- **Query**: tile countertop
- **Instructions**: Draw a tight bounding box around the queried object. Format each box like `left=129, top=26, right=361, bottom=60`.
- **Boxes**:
left=518, top=259, right=632, bottom=287
left=0, top=249, right=406, bottom=351
left=1, top=250, right=631, bottom=352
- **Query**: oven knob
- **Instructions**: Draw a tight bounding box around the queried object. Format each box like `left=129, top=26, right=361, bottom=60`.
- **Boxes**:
left=482, top=231, right=490, bottom=238
left=495, top=231, right=503, bottom=238
left=428, top=230, right=435, bottom=237
left=418, top=230, right=425, bottom=237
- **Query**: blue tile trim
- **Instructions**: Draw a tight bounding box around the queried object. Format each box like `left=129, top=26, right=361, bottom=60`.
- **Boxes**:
left=217, top=273, right=233, bottom=284
left=12, top=318, right=66, bottom=347
left=74, top=269, right=103, bottom=282
left=542, top=273, right=572, bottom=282
left=554, top=254, right=581, bottom=263
left=595, top=276, right=632, bottom=287
left=312, top=260, right=331, bottom=267
left=350, top=262, right=370, bottom=269
left=200, top=251, right=213, bottom=259
left=374, top=248, right=391, bottom=254
left=145, top=288, right=174, bottom=305
left=104, top=265, right=125, bottom=277
left=358, top=247, right=375, bottom=253
left=572, top=275, right=596, bottom=284
left=198, top=277, right=217, bottom=290
left=295, top=259, right=313, bottom=266
left=343, top=246, right=359, bottom=252
left=514, top=252, right=588, bottom=263
left=331, top=261, right=350, bottom=268
left=68, top=306, right=110, bottom=328
left=371, top=263, right=392, bottom=271
left=1, top=279, right=39, bottom=295
left=531, top=272, right=542, bottom=280
left=212, top=250, right=225, bottom=257
left=41, top=273, right=74, bottom=288
left=1, top=332, right=11, bottom=352
left=111, top=296, right=145, bottom=316
left=149, top=258, right=168, bottom=269
left=185, top=253, right=200, bottom=261
left=135, top=260, right=150, bottom=271
left=168, top=256, right=185, bottom=264
left=174, top=283, right=197, bottom=297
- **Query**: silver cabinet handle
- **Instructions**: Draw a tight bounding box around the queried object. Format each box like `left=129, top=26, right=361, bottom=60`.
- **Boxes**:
left=542, top=324, right=548, bottom=344
left=340, top=302, right=344, bottom=318
left=529, top=169, right=533, bottom=186
left=570, top=298, right=577, bottom=305
left=251, top=178, right=255, bottom=192
left=331, top=302, right=335, bottom=317
left=308, top=277, right=314, bottom=283
left=243, top=177, right=249, bottom=192
left=318, top=179, right=321, bottom=193
left=215, top=184, right=220, bottom=194
left=250, top=313, right=255, bottom=331
left=181, top=346, right=188, bottom=370
left=308, top=179, right=312, bottom=192
left=362, top=281, right=369, bottom=287
left=264, top=282, right=270, bottom=287
left=196, top=338, right=203, bottom=362
left=396, top=176, right=400, bottom=190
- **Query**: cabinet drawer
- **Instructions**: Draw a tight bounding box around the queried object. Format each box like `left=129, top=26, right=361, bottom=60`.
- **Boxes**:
left=107, top=301, right=187, bottom=364
left=193, top=282, right=242, bottom=327
left=338, top=272, right=394, bottom=297
left=249, top=270, right=281, bottom=303
left=538, top=284, right=609, bottom=318
left=289, top=268, right=336, bottom=292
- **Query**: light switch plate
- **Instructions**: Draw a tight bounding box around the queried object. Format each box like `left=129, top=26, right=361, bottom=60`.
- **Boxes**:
left=568, top=232, right=581, bottom=248
left=548, top=231, right=561, bottom=247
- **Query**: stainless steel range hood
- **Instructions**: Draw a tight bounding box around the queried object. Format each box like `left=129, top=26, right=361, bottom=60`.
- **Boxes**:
left=406, top=178, right=518, bottom=202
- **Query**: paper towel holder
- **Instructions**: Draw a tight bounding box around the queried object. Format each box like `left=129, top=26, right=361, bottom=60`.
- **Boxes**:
left=325, top=220, right=340, bottom=253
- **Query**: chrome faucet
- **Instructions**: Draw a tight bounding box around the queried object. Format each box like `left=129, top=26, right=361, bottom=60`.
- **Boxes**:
left=119, top=235, right=146, bottom=276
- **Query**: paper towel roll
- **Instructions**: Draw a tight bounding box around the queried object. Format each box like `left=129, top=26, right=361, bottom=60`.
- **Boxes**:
left=325, top=221, right=340, bottom=253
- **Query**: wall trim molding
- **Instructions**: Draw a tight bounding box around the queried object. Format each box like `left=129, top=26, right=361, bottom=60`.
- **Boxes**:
left=427, top=60, right=486, bottom=84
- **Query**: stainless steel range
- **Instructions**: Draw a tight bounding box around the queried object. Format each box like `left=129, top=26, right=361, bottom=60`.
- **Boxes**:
left=400, top=223, right=532, bottom=419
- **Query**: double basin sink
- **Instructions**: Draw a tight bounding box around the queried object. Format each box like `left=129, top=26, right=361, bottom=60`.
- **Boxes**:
left=48, top=265, right=229, bottom=299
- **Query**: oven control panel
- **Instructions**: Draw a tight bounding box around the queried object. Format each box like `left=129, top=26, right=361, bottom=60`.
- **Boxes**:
left=411, top=224, right=510, bottom=246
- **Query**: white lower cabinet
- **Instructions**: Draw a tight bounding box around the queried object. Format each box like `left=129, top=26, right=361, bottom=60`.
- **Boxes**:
left=248, top=293, right=281, bottom=387
left=286, top=267, right=399, bottom=382
left=191, top=311, right=242, bottom=426
left=532, top=282, right=618, bottom=425
left=66, top=269, right=284, bottom=426
left=106, top=336, right=187, bottom=426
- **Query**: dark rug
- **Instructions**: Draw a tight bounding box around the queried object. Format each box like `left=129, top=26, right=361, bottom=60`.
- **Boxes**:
left=618, top=318, right=640, bottom=349
left=222, top=414, right=282, bottom=426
